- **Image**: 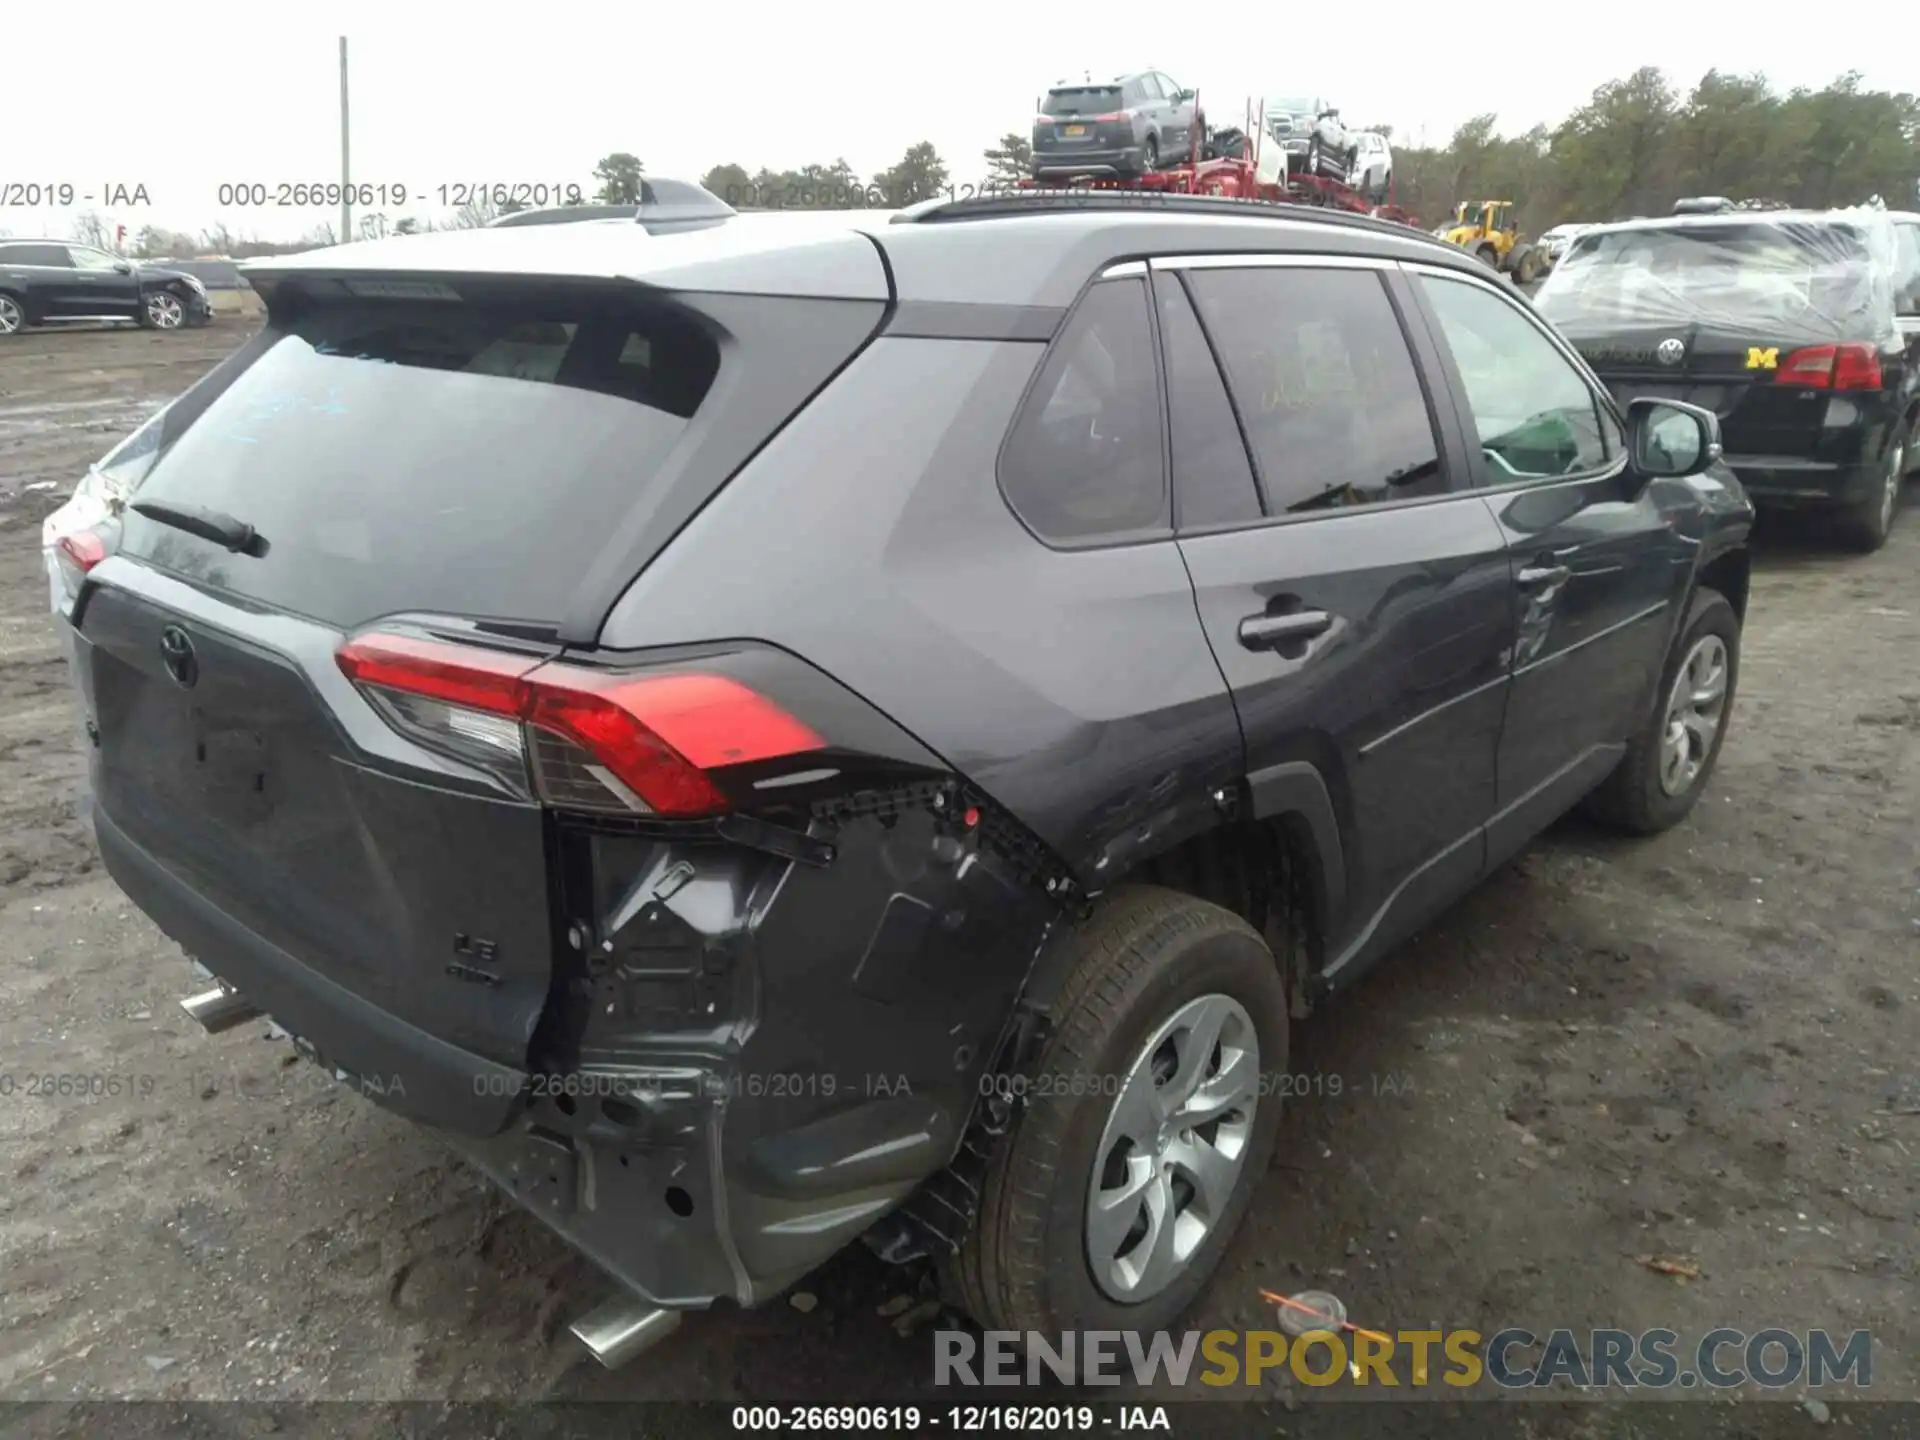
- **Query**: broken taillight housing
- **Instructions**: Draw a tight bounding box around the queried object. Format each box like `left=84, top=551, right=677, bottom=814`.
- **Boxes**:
left=55, top=526, right=115, bottom=600
left=1773, top=342, right=1883, bottom=391
left=335, top=631, right=827, bottom=817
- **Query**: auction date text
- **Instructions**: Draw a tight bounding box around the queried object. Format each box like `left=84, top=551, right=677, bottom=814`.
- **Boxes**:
left=213, top=181, right=585, bottom=209
left=1, top=182, right=150, bottom=207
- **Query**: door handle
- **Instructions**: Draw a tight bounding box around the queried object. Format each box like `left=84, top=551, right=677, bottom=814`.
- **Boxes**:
left=1238, top=609, right=1333, bottom=650
left=1515, top=562, right=1571, bottom=588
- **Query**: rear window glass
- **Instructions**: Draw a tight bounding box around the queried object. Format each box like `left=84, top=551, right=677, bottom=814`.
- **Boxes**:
left=1043, top=87, right=1123, bottom=116
left=999, top=278, right=1166, bottom=544
left=121, top=296, right=719, bottom=628
left=1543, top=222, right=1877, bottom=320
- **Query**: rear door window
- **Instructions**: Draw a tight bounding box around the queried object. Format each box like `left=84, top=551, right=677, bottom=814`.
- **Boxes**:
left=119, top=294, right=721, bottom=628
left=1894, top=222, right=1920, bottom=315
left=999, top=277, right=1167, bottom=545
left=5, top=244, right=72, bottom=267
left=1184, top=265, right=1446, bottom=513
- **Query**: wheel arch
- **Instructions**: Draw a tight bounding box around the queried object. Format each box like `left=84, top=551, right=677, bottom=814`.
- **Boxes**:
left=1695, top=544, right=1750, bottom=624
left=1021, top=756, right=1351, bottom=1019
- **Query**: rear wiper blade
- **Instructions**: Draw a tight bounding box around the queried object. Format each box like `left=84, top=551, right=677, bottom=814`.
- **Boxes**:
left=130, top=499, right=266, bottom=555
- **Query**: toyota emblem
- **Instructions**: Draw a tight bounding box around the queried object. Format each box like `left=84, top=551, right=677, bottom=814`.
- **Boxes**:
left=159, top=624, right=198, bottom=688
left=1656, top=337, right=1686, bottom=366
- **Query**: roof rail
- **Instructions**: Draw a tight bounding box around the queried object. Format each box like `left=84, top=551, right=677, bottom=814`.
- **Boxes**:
left=889, top=188, right=1421, bottom=240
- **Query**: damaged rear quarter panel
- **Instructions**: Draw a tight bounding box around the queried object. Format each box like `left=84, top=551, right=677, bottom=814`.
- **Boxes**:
left=597, top=335, right=1245, bottom=887
left=522, top=791, right=1059, bottom=1302
left=571, top=334, right=1245, bottom=1299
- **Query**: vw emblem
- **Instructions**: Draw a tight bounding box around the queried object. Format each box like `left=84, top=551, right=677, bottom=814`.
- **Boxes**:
left=1656, top=337, right=1686, bottom=366
left=159, top=624, right=198, bottom=688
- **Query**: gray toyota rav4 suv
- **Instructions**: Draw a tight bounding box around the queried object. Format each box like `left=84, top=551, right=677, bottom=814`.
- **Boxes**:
left=58, top=194, right=1753, bottom=1361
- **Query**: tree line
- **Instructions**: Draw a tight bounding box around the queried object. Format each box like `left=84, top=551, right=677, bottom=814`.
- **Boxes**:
left=1371, top=68, right=1919, bottom=234
left=694, top=68, right=1917, bottom=235
left=32, top=67, right=1913, bottom=258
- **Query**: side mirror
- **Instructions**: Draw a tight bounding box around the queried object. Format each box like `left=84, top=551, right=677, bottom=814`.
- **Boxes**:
left=1626, top=398, right=1720, bottom=482
left=114, top=260, right=133, bottom=274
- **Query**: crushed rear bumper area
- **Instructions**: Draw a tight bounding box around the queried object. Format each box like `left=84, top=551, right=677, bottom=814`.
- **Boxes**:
left=104, top=781, right=1064, bottom=1309
left=1726, top=453, right=1881, bottom=509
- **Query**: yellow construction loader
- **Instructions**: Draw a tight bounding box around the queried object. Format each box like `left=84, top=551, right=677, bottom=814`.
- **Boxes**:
left=1441, top=201, right=1545, bottom=285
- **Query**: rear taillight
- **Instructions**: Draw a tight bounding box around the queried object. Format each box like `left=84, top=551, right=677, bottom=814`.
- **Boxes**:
left=335, top=632, right=826, bottom=817
left=1774, top=343, right=1883, bottom=391
left=56, top=528, right=111, bottom=599
left=1092, top=110, right=1129, bottom=123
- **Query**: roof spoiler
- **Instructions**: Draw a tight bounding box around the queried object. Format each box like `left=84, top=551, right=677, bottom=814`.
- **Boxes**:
left=481, top=179, right=737, bottom=233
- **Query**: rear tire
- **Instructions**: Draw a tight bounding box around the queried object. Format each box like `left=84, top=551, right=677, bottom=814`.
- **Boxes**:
left=1475, top=243, right=1500, bottom=270
left=1140, top=134, right=1160, bottom=174
left=944, top=886, right=1289, bottom=1334
left=1835, top=426, right=1906, bottom=553
left=0, top=292, right=24, bottom=335
left=1584, top=588, right=1740, bottom=835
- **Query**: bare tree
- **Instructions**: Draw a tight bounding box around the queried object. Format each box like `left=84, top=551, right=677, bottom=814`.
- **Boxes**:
left=71, top=211, right=112, bottom=249
left=451, top=195, right=502, bottom=229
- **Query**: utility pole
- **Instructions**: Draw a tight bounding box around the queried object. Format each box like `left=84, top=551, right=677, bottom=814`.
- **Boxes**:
left=339, top=37, right=352, bottom=244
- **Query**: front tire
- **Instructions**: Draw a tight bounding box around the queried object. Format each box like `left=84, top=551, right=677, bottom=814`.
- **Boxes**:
left=945, top=886, right=1289, bottom=1334
left=140, top=290, right=186, bottom=331
left=1584, top=588, right=1740, bottom=835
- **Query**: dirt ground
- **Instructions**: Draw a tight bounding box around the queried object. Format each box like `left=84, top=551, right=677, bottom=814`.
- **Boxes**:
left=0, top=323, right=1914, bottom=1432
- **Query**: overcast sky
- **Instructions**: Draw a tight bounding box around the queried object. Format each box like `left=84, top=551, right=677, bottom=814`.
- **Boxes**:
left=2, top=9, right=1903, bottom=245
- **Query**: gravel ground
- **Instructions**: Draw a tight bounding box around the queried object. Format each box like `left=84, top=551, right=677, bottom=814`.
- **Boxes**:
left=0, top=323, right=1914, bottom=1435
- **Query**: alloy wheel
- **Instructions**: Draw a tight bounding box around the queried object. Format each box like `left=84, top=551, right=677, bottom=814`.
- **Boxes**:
left=0, top=295, right=21, bottom=335
left=1085, top=993, right=1260, bottom=1303
left=1658, top=634, right=1730, bottom=797
left=147, top=292, right=185, bottom=329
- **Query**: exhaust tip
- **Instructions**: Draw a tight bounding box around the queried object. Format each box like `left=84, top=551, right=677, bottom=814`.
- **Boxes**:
left=180, top=985, right=262, bottom=1035
left=568, top=1297, right=682, bottom=1370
